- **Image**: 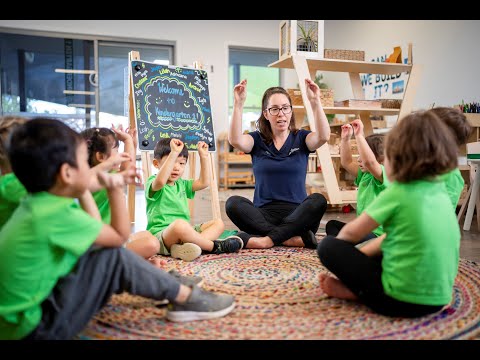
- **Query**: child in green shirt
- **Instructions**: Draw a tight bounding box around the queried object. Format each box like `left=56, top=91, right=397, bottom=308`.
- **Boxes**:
left=428, top=107, right=472, bottom=209
left=128, top=138, right=243, bottom=262
left=0, top=116, right=27, bottom=228
left=0, top=118, right=235, bottom=340
left=326, top=119, right=388, bottom=242
left=317, top=110, right=461, bottom=318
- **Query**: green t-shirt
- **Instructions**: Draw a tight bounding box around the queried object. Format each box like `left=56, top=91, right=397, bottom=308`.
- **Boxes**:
left=439, top=168, right=464, bottom=209
left=145, top=176, right=195, bottom=236
left=0, top=192, right=103, bottom=339
left=93, top=188, right=110, bottom=224
left=365, top=179, right=460, bottom=306
left=0, top=173, right=27, bottom=228
left=354, top=165, right=388, bottom=236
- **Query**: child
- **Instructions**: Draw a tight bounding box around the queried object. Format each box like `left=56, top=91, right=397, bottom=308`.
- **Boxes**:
left=427, top=107, right=473, bottom=209
left=80, top=125, right=135, bottom=224
left=317, top=111, right=460, bottom=318
left=128, top=138, right=243, bottom=262
left=0, top=116, right=28, bottom=228
left=325, top=119, right=387, bottom=242
left=0, top=118, right=236, bottom=340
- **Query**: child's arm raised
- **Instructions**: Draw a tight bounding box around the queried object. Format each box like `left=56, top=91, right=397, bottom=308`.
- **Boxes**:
left=88, top=152, right=132, bottom=192
left=192, top=141, right=210, bottom=191
left=351, top=119, right=383, bottom=181
left=94, top=166, right=138, bottom=247
left=340, top=124, right=359, bottom=176
left=111, top=124, right=136, bottom=172
left=337, top=212, right=379, bottom=244
left=151, top=138, right=184, bottom=191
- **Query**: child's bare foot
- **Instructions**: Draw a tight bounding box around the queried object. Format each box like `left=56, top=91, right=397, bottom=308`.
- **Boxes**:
left=148, top=256, right=167, bottom=269
left=319, top=273, right=358, bottom=300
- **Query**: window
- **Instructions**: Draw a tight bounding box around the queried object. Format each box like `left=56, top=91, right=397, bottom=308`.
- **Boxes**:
left=228, top=48, right=280, bottom=132
left=0, top=31, right=173, bottom=133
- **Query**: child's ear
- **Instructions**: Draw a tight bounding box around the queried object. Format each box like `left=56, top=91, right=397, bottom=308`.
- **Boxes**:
left=58, top=163, right=73, bottom=185
left=95, top=151, right=107, bottom=164
left=152, top=158, right=159, bottom=169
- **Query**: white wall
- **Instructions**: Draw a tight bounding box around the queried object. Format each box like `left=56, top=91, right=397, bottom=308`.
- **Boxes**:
left=0, top=20, right=282, bottom=138
left=322, top=20, right=480, bottom=110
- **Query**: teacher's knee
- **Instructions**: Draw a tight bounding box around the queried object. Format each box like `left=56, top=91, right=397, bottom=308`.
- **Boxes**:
left=307, top=193, right=328, bottom=213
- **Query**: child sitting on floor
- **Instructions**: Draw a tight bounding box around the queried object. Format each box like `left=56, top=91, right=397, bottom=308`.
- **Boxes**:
left=326, top=119, right=388, bottom=243
left=129, top=138, right=243, bottom=262
left=317, top=110, right=461, bottom=318
left=0, top=118, right=236, bottom=339
left=0, top=116, right=28, bottom=228
left=427, top=107, right=472, bottom=209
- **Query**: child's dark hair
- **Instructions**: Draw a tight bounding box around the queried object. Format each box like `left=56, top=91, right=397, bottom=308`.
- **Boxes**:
left=9, top=118, right=83, bottom=193
left=385, top=111, right=458, bottom=183
left=154, top=138, right=189, bottom=160
left=428, top=107, right=473, bottom=146
left=0, top=116, right=28, bottom=172
left=257, top=86, right=298, bottom=145
left=365, top=133, right=385, bottom=163
left=80, top=127, right=119, bottom=167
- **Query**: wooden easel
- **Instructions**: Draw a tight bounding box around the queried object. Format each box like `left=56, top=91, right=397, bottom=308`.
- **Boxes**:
left=127, top=51, right=221, bottom=223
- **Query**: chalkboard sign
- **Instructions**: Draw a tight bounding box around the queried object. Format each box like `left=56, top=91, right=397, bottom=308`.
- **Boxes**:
left=131, top=60, right=215, bottom=151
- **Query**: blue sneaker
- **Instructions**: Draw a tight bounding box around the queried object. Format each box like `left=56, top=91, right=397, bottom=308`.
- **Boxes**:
left=211, top=236, right=243, bottom=254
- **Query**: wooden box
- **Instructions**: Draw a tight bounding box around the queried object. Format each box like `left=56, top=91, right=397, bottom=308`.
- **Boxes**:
left=324, top=49, right=365, bottom=61
left=287, top=88, right=334, bottom=107
left=381, top=99, right=402, bottom=109
left=339, top=99, right=382, bottom=109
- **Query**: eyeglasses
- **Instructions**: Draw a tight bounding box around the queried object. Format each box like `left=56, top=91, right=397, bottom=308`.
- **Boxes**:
left=266, top=105, right=292, bottom=116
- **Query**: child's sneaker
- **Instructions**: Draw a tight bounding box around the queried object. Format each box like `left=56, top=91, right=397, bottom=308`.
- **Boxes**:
left=168, top=269, right=204, bottom=287
left=166, top=285, right=235, bottom=322
left=171, top=243, right=202, bottom=261
left=157, top=269, right=205, bottom=306
left=211, top=236, right=243, bottom=254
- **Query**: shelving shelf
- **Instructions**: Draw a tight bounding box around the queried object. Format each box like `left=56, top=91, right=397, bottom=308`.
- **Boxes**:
left=293, top=105, right=400, bottom=116
left=270, top=54, right=422, bottom=205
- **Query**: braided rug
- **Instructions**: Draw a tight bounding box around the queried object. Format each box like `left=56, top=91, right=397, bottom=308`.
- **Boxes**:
left=78, top=248, right=480, bottom=340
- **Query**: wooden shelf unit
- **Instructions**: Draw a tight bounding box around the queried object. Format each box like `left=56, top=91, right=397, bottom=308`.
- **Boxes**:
left=217, top=132, right=255, bottom=190
left=270, top=54, right=422, bottom=205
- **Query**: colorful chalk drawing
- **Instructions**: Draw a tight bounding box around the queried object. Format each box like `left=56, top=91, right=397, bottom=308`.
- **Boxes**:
left=131, top=60, right=215, bottom=151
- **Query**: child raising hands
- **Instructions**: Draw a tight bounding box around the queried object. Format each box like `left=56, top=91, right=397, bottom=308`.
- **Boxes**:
left=128, top=138, right=243, bottom=262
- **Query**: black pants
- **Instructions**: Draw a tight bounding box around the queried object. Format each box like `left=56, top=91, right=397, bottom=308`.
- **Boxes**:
left=23, top=247, right=181, bottom=340
left=326, top=219, right=377, bottom=244
left=225, top=193, right=327, bottom=245
left=317, top=235, right=444, bottom=318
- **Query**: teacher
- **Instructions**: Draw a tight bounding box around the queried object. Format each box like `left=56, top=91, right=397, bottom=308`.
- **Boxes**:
left=226, top=79, right=330, bottom=249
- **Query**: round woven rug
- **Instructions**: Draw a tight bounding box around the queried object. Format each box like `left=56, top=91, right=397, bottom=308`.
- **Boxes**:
left=79, top=248, right=480, bottom=340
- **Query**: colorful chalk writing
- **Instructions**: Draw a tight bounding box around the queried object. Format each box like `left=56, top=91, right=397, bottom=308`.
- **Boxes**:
left=131, top=60, right=215, bottom=151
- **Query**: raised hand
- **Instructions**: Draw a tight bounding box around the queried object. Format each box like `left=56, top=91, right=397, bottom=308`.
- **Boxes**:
left=126, top=126, right=138, bottom=149
left=100, top=152, right=131, bottom=172
left=351, top=119, right=364, bottom=137
left=197, top=141, right=209, bottom=158
left=233, top=79, right=247, bottom=105
left=111, top=123, right=131, bottom=143
left=341, top=124, right=354, bottom=140
left=305, top=78, right=320, bottom=102
left=170, top=138, right=184, bottom=154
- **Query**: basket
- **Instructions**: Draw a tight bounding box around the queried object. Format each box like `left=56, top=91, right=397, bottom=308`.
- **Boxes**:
left=324, top=49, right=365, bottom=61
left=381, top=99, right=402, bottom=109
left=287, top=88, right=334, bottom=107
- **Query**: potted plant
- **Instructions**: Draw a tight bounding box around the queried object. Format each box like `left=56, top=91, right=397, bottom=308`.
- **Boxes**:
left=297, top=22, right=318, bottom=52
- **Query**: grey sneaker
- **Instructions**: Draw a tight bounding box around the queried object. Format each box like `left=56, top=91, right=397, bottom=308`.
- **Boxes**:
left=166, top=285, right=235, bottom=322
left=211, top=236, right=243, bottom=254
left=171, top=243, right=202, bottom=261
left=157, top=269, right=204, bottom=306
left=168, top=269, right=204, bottom=287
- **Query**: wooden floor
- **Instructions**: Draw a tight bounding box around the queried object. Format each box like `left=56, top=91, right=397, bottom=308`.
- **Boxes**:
left=132, top=188, right=480, bottom=263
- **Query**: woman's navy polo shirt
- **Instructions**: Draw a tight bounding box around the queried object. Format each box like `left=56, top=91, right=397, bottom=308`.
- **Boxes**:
left=247, top=129, right=314, bottom=207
